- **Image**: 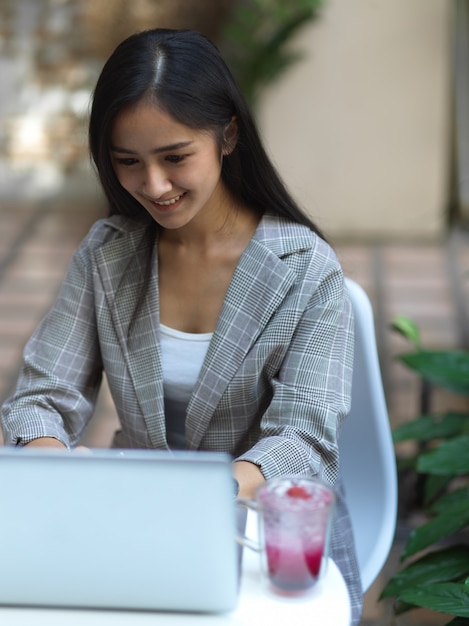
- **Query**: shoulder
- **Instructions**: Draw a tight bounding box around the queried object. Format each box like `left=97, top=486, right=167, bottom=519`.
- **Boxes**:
left=256, top=214, right=340, bottom=272
left=66, top=216, right=154, bottom=276
left=84, top=215, right=149, bottom=245
left=255, top=214, right=348, bottom=304
left=255, top=214, right=331, bottom=255
left=74, top=215, right=153, bottom=258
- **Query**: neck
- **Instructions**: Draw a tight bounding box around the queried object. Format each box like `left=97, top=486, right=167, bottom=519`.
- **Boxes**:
left=160, top=200, right=259, bottom=252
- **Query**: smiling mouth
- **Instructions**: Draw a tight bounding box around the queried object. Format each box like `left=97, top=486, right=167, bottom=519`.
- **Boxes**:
left=153, top=192, right=186, bottom=206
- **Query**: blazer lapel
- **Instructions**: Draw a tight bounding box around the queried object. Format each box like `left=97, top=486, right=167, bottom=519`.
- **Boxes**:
left=94, top=223, right=167, bottom=449
left=93, top=215, right=310, bottom=451
left=185, top=238, right=296, bottom=448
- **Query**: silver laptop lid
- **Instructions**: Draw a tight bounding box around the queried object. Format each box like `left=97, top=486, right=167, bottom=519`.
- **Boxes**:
left=0, top=448, right=239, bottom=613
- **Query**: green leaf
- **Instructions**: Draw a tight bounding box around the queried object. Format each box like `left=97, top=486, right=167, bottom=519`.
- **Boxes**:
left=398, top=351, right=469, bottom=394
left=402, top=504, right=469, bottom=560
left=432, top=487, right=469, bottom=515
left=424, top=474, right=452, bottom=506
left=391, top=315, right=421, bottom=348
left=445, top=617, right=469, bottom=625
left=398, top=583, right=469, bottom=616
left=393, top=412, right=469, bottom=443
left=417, top=436, right=469, bottom=475
left=393, top=599, right=418, bottom=615
left=381, top=546, right=469, bottom=599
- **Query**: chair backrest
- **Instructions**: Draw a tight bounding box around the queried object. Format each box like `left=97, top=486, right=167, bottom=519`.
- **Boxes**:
left=340, top=278, right=398, bottom=593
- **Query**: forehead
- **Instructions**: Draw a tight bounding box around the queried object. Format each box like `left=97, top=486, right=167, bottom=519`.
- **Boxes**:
left=111, top=102, right=215, bottom=150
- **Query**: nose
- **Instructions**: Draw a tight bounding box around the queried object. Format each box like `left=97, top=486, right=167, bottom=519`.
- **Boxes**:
left=142, top=165, right=172, bottom=198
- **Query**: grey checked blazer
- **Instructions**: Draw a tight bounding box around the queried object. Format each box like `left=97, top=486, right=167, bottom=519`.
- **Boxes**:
left=1, top=213, right=362, bottom=623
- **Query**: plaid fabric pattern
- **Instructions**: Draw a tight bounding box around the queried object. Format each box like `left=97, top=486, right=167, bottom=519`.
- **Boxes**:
left=1, top=213, right=362, bottom=622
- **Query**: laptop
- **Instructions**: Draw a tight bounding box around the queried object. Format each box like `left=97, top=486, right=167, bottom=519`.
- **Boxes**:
left=0, top=447, right=242, bottom=613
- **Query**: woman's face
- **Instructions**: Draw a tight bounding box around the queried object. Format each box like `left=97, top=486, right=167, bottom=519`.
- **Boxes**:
left=110, top=101, right=230, bottom=230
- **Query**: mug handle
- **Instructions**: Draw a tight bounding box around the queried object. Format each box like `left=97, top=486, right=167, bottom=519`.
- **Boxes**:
left=236, top=498, right=262, bottom=551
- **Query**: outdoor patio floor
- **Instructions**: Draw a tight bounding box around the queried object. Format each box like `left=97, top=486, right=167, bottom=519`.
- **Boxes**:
left=1, top=199, right=469, bottom=625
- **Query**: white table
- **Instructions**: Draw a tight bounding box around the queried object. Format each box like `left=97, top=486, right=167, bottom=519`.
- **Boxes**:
left=0, top=513, right=351, bottom=626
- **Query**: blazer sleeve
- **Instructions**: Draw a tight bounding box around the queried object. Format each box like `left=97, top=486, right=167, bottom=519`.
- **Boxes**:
left=1, top=233, right=103, bottom=448
left=234, top=266, right=354, bottom=486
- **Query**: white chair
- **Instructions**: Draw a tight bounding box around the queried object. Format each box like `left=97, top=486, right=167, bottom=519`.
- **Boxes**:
left=340, top=278, right=398, bottom=593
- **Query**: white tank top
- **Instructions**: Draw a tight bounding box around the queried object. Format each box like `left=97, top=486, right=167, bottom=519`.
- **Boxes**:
left=160, top=323, right=212, bottom=449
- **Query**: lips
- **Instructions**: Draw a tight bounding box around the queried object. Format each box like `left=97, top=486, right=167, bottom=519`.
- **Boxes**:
left=153, top=192, right=186, bottom=206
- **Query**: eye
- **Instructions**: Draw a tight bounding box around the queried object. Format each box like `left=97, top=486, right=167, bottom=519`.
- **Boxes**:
left=165, top=154, right=185, bottom=164
left=115, top=157, right=139, bottom=167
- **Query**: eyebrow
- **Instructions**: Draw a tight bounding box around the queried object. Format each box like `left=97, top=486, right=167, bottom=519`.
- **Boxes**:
left=110, top=141, right=194, bottom=154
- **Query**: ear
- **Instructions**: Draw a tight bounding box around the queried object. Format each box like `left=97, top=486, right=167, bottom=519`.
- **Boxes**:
left=222, top=116, right=238, bottom=156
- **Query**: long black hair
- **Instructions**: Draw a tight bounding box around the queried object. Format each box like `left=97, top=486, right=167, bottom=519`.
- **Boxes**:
left=89, top=28, right=325, bottom=239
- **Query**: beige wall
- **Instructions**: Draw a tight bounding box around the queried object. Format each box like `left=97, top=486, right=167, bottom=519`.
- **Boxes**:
left=258, top=0, right=452, bottom=241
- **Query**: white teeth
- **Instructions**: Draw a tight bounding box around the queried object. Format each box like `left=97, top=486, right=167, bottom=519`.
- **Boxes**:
left=154, top=193, right=184, bottom=206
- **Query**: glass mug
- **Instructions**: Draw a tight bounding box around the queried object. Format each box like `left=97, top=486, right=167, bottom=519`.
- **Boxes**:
left=237, top=476, right=335, bottom=593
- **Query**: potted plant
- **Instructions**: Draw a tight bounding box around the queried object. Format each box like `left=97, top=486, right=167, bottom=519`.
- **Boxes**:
left=381, top=316, right=469, bottom=623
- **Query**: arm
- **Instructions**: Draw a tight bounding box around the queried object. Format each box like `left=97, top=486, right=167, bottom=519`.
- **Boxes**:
left=1, top=236, right=103, bottom=448
left=233, top=460, right=265, bottom=499
left=235, top=266, right=354, bottom=486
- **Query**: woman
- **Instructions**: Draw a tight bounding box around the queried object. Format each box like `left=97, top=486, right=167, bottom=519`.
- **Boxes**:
left=1, top=29, right=362, bottom=622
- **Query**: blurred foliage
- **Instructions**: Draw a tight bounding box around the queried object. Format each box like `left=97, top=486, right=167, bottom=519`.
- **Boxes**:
left=218, top=0, right=324, bottom=107
left=382, top=316, right=469, bottom=624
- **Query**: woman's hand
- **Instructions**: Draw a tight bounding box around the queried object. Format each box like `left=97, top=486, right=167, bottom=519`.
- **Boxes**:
left=24, top=437, right=66, bottom=448
left=23, top=438, right=90, bottom=452
left=233, top=460, right=265, bottom=499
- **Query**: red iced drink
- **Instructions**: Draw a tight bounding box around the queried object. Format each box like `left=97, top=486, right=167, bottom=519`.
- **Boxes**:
left=257, top=478, right=335, bottom=592
left=266, top=539, right=324, bottom=590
